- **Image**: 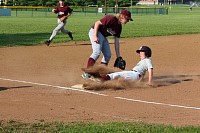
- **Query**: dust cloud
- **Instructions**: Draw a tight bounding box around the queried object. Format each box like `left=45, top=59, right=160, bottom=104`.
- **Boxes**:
left=81, top=65, right=200, bottom=91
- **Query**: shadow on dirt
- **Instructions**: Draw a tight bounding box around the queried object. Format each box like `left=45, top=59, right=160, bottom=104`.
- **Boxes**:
left=0, top=86, right=32, bottom=91
left=153, top=75, right=200, bottom=80
left=153, top=74, right=200, bottom=87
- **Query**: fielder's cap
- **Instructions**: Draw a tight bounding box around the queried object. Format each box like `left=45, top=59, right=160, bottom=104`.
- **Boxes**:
left=121, top=10, right=133, bottom=21
left=136, top=46, right=152, bottom=57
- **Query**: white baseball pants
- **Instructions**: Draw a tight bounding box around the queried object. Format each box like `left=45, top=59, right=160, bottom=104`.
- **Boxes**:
left=108, top=71, right=140, bottom=80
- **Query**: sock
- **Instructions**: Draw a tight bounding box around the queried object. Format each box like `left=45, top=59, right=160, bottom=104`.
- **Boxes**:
left=87, top=58, right=95, bottom=68
left=102, top=75, right=111, bottom=81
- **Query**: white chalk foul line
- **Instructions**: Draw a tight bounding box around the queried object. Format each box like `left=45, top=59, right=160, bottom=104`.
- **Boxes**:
left=115, top=97, right=200, bottom=110
left=0, top=78, right=107, bottom=96
left=0, top=77, right=200, bottom=111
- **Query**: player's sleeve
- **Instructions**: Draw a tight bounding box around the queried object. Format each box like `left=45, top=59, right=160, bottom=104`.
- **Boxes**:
left=145, top=59, right=153, bottom=70
left=54, top=7, right=59, bottom=13
left=68, top=7, right=73, bottom=13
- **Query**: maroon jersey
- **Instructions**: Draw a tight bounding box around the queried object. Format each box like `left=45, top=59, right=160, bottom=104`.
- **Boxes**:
left=94, top=15, right=122, bottom=38
left=54, top=6, right=73, bottom=19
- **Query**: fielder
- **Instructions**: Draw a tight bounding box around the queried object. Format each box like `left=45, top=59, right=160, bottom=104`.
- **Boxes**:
left=45, top=0, right=73, bottom=46
left=82, top=10, right=133, bottom=79
left=102, top=46, right=154, bottom=86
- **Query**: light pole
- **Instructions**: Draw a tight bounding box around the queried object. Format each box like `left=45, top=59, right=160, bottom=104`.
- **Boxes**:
left=115, top=0, right=118, bottom=13
left=104, top=0, right=107, bottom=15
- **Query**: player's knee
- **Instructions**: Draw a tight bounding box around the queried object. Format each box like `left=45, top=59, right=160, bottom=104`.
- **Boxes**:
left=91, top=52, right=101, bottom=60
left=60, top=29, right=66, bottom=33
left=53, top=29, right=59, bottom=33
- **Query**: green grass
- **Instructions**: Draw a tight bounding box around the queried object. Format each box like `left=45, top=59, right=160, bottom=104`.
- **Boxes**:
left=1, top=5, right=200, bottom=47
left=1, top=5, right=200, bottom=131
left=1, top=121, right=200, bottom=133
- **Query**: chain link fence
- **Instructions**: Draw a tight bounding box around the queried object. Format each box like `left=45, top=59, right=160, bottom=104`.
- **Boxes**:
left=0, top=6, right=168, bottom=17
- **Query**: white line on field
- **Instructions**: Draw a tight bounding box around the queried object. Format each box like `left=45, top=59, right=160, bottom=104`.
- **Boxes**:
left=0, top=77, right=107, bottom=96
left=0, top=77, right=200, bottom=111
left=115, top=97, right=200, bottom=110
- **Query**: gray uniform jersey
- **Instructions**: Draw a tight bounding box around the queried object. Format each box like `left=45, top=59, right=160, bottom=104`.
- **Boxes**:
left=132, top=58, right=153, bottom=76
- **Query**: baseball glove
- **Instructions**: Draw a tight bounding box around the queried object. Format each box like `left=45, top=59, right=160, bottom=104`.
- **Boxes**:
left=114, top=56, right=126, bottom=70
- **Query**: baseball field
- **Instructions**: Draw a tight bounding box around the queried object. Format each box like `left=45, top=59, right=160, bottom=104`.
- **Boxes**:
left=1, top=5, right=200, bottom=132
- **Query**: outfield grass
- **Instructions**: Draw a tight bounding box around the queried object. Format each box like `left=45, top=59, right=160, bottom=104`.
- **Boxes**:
left=0, top=5, right=200, bottom=47
left=1, top=121, right=200, bottom=133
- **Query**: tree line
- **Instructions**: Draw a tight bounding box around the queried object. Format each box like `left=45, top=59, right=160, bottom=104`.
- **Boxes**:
left=3, top=0, right=138, bottom=7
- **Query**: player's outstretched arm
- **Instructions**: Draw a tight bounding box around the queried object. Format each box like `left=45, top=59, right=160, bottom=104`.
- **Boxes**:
left=52, top=9, right=57, bottom=13
left=147, top=68, right=153, bottom=86
left=114, top=37, right=120, bottom=58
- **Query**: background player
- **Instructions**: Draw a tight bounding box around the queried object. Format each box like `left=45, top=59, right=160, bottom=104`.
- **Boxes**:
left=82, top=10, right=133, bottom=79
left=45, top=0, right=73, bottom=46
left=102, top=46, right=153, bottom=86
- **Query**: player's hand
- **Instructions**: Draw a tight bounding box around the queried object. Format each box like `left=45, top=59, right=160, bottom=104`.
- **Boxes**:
left=94, top=36, right=99, bottom=43
left=52, top=9, right=56, bottom=13
left=60, top=16, right=67, bottom=22
left=146, top=82, right=153, bottom=87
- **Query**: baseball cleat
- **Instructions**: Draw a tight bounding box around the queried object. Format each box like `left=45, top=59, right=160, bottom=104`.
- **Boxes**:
left=68, top=31, right=73, bottom=40
left=89, top=76, right=101, bottom=83
left=45, top=40, right=51, bottom=46
left=81, top=72, right=91, bottom=79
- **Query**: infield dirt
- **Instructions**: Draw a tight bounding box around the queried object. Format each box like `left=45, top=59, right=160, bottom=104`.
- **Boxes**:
left=0, top=34, right=200, bottom=126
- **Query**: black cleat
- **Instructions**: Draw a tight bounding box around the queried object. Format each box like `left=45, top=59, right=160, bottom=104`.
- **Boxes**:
left=45, top=40, right=51, bottom=46
left=68, top=32, right=73, bottom=40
